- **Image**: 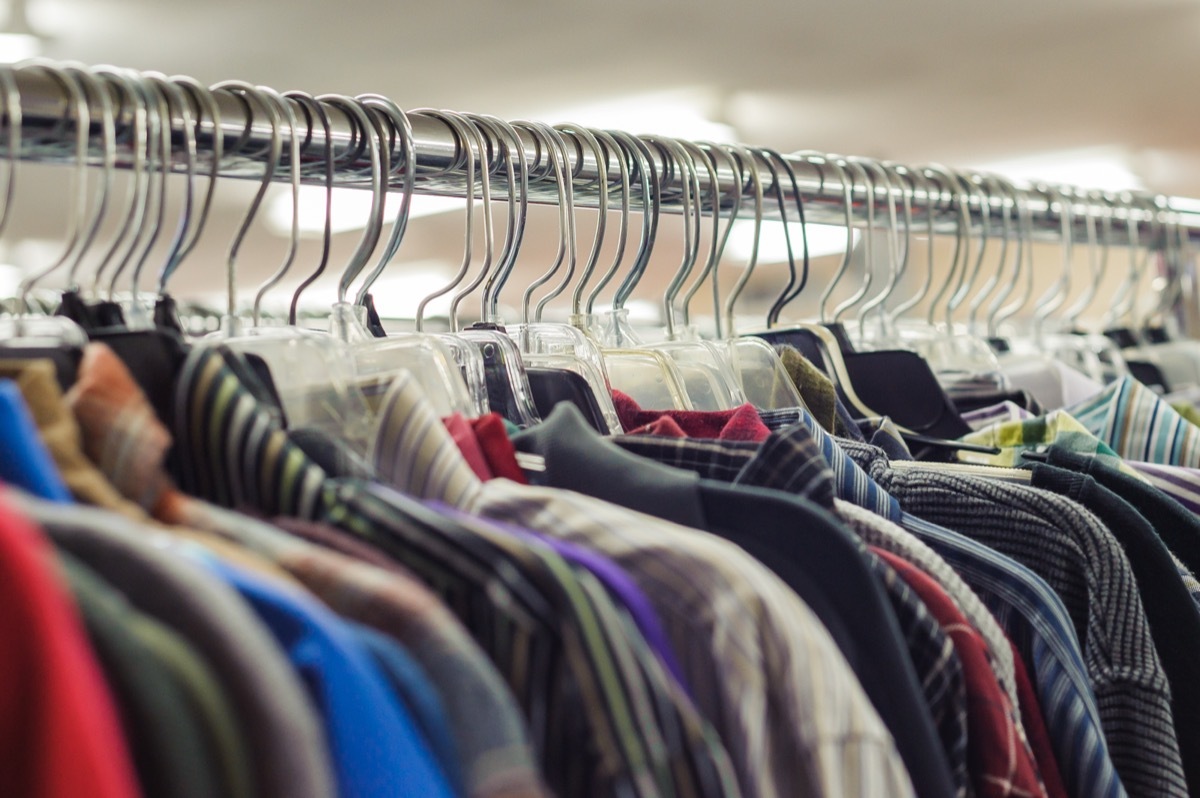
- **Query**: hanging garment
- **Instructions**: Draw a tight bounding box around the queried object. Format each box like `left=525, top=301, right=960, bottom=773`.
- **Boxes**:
left=8, top=492, right=338, bottom=798
left=194, top=554, right=457, bottom=798
left=611, top=389, right=773, bottom=440
left=873, top=547, right=1050, bottom=798
left=58, top=552, right=236, bottom=798
left=0, top=380, right=73, bottom=501
left=0, top=493, right=142, bottom=798
left=1024, top=462, right=1200, bottom=793
left=511, top=404, right=960, bottom=798
left=841, top=440, right=1186, bottom=798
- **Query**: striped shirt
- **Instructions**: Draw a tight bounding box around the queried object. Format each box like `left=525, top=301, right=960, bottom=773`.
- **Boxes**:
left=169, top=348, right=739, bottom=798
left=845, top=441, right=1183, bottom=798
left=371, top=372, right=916, bottom=798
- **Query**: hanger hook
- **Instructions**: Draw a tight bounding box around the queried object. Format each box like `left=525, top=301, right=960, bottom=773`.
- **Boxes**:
left=209, top=80, right=281, bottom=327
left=966, top=174, right=1012, bottom=334
left=753, top=148, right=800, bottom=330
left=1063, top=188, right=1113, bottom=329
left=721, top=143, right=766, bottom=337
left=575, top=127, right=626, bottom=321
left=246, top=86, right=305, bottom=326
left=918, top=164, right=969, bottom=329
left=944, top=170, right=991, bottom=330
left=990, top=175, right=1035, bottom=335
left=586, top=130, right=650, bottom=325
left=543, top=123, right=607, bottom=325
left=402, top=108, right=477, bottom=331
left=852, top=158, right=903, bottom=339
left=888, top=165, right=938, bottom=323
left=1032, top=183, right=1075, bottom=336
left=318, top=94, right=387, bottom=310
left=610, top=132, right=661, bottom=315
left=830, top=157, right=876, bottom=325
left=804, top=153, right=854, bottom=324
left=472, top=115, right=528, bottom=324
left=679, top=140, right=735, bottom=331
left=17, top=61, right=92, bottom=310
left=643, top=135, right=696, bottom=338
left=159, top=76, right=222, bottom=293
left=438, top=109, right=494, bottom=331
left=352, top=95, right=417, bottom=309
left=281, top=92, right=333, bottom=325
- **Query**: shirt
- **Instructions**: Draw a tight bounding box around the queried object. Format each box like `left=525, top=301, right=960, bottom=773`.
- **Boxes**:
left=1068, top=376, right=1200, bottom=466
left=515, top=404, right=955, bottom=798
left=843, top=442, right=1186, bottom=798
left=874, top=547, right=1049, bottom=798
left=0, top=491, right=142, bottom=798
left=170, top=346, right=736, bottom=798
left=11, top=491, right=338, bottom=798
left=197, top=554, right=457, bottom=798
left=1027, top=462, right=1200, bottom=794
left=367, top=370, right=917, bottom=798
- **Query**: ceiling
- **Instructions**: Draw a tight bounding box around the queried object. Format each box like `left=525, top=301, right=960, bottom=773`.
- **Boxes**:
left=5, top=0, right=1199, bottom=323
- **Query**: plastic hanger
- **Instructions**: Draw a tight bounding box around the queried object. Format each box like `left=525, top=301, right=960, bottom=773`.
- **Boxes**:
left=574, top=127, right=696, bottom=412
left=710, top=143, right=806, bottom=410
left=590, top=133, right=739, bottom=408
left=638, top=135, right=745, bottom=410
left=335, top=104, right=487, bottom=418
left=197, top=82, right=373, bottom=443
left=0, top=61, right=89, bottom=387
left=749, top=151, right=886, bottom=418
left=493, top=119, right=623, bottom=431
left=446, top=112, right=540, bottom=428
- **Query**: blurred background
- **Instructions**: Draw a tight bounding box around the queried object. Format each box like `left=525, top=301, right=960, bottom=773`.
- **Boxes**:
left=0, top=0, right=1196, bottom=332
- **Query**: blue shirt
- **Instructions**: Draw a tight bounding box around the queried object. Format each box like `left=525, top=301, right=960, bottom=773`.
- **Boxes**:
left=0, top=379, right=71, bottom=502
left=200, top=556, right=456, bottom=798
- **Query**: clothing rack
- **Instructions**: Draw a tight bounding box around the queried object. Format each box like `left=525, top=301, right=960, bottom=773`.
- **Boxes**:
left=6, top=66, right=1197, bottom=247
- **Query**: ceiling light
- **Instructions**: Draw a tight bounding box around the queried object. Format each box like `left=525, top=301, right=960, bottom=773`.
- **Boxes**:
left=726, top=220, right=859, bottom=264
left=538, top=90, right=737, bottom=142
left=266, top=186, right=464, bottom=237
left=971, top=147, right=1145, bottom=192
left=0, top=0, right=44, bottom=63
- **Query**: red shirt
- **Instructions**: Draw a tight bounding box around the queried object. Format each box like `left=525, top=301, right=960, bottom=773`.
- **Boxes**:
left=0, top=492, right=141, bottom=798
left=612, top=390, right=771, bottom=441
left=873, top=546, right=1049, bottom=798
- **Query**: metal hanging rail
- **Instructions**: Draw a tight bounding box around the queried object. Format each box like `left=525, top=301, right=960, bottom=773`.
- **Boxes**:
left=5, top=65, right=1197, bottom=245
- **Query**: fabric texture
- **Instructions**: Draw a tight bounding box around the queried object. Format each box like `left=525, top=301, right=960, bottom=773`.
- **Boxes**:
left=612, top=388, right=773, bottom=441
left=843, top=442, right=1186, bottom=798
left=514, top=404, right=955, bottom=798
left=370, top=370, right=916, bottom=798
left=60, top=551, right=229, bottom=798
left=1027, top=461, right=1200, bottom=794
left=0, top=357, right=146, bottom=516
left=1006, top=636, right=1069, bottom=798
left=12, top=491, right=338, bottom=798
left=0, top=491, right=142, bottom=798
left=874, top=547, right=1048, bottom=798
left=197, top=553, right=456, bottom=798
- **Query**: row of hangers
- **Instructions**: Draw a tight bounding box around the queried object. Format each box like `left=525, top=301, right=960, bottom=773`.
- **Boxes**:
left=0, top=60, right=1191, bottom=457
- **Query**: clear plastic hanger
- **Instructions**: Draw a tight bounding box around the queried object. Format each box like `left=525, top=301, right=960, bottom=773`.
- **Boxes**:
left=0, top=60, right=91, bottom=349
left=333, top=103, right=487, bottom=418
left=197, top=82, right=373, bottom=444
left=443, top=112, right=540, bottom=428
left=566, top=126, right=696, bottom=412
left=591, top=132, right=742, bottom=410
left=490, top=119, right=625, bottom=430
left=637, top=135, right=745, bottom=410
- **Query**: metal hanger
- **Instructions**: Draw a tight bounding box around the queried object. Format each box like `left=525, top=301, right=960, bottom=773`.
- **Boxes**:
left=965, top=174, right=1013, bottom=337
left=687, top=141, right=742, bottom=335
left=157, top=75, right=222, bottom=298
left=1031, top=183, right=1075, bottom=339
left=855, top=160, right=911, bottom=343
left=282, top=90, right=334, bottom=325
left=989, top=175, right=1036, bottom=339
left=1063, top=189, right=1113, bottom=330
